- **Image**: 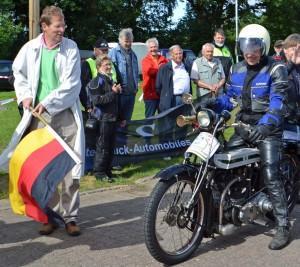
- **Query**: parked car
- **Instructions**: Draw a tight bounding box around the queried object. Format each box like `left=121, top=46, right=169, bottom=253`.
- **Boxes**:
left=0, top=60, right=13, bottom=90
left=79, top=50, right=94, bottom=62
left=159, top=48, right=196, bottom=73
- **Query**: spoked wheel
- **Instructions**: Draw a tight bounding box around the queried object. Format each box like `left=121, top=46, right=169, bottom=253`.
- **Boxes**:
left=281, top=154, right=299, bottom=212
left=144, top=175, right=207, bottom=265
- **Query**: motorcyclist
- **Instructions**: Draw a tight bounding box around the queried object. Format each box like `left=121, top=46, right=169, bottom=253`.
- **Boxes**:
left=208, top=24, right=290, bottom=250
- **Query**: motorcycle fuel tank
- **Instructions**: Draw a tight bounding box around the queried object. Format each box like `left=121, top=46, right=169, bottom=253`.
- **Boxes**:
left=214, top=147, right=260, bottom=169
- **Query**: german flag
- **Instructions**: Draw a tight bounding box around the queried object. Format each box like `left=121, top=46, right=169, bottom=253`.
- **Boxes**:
left=9, top=127, right=76, bottom=223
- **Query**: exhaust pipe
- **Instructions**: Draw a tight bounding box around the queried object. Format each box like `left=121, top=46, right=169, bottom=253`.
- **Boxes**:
left=218, top=224, right=240, bottom=236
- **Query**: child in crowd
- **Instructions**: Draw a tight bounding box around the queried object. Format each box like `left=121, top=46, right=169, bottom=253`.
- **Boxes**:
left=86, top=55, right=124, bottom=182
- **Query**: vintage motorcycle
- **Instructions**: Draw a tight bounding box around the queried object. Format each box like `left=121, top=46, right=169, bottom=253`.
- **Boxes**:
left=143, top=94, right=300, bottom=265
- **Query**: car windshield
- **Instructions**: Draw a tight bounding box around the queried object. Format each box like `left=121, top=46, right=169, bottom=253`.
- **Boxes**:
left=185, top=51, right=196, bottom=59
left=0, top=62, right=12, bottom=74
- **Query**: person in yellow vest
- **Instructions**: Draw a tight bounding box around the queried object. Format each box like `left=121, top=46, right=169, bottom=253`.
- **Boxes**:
left=212, top=28, right=233, bottom=79
left=80, top=38, right=118, bottom=110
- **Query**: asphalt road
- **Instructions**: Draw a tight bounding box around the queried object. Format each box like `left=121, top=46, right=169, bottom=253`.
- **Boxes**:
left=0, top=177, right=300, bottom=267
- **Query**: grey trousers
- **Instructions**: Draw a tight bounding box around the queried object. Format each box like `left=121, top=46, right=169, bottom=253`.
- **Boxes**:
left=29, top=109, right=80, bottom=224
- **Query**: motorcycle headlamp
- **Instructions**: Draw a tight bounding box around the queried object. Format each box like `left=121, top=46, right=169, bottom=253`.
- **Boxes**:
left=197, top=110, right=211, bottom=128
left=238, top=38, right=265, bottom=55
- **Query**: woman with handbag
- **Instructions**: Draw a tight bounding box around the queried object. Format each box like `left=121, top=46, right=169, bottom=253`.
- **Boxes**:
left=86, top=55, right=123, bottom=182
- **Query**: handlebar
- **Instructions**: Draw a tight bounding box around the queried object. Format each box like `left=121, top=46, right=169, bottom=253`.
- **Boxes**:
left=231, top=121, right=251, bottom=130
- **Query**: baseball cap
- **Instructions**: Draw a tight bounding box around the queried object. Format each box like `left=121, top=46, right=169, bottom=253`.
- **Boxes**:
left=274, top=40, right=283, bottom=48
left=94, top=38, right=109, bottom=49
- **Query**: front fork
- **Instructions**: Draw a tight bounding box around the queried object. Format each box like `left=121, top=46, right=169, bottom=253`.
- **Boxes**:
left=180, top=161, right=212, bottom=218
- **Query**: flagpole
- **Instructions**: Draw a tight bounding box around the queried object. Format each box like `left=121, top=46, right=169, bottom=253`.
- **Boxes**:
left=0, top=98, right=16, bottom=111
left=0, top=97, right=16, bottom=106
left=235, top=0, right=239, bottom=63
left=30, top=107, right=81, bottom=165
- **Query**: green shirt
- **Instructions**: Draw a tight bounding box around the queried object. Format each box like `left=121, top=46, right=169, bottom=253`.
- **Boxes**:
left=36, top=47, right=60, bottom=103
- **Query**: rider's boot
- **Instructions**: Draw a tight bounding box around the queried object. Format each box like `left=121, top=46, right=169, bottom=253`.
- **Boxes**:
left=259, top=139, right=290, bottom=250
left=268, top=226, right=290, bottom=250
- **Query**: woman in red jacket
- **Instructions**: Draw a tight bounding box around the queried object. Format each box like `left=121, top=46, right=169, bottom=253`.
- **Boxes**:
left=141, top=38, right=168, bottom=118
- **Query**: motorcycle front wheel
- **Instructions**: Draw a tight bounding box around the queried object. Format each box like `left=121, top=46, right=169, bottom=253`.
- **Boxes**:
left=144, top=175, right=207, bottom=265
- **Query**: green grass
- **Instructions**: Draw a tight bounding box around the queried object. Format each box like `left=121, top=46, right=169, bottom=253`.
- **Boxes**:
left=0, top=91, right=21, bottom=152
left=131, top=88, right=145, bottom=120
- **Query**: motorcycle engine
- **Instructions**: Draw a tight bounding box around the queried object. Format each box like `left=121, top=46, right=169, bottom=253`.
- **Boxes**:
left=218, top=170, right=272, bottom=226
left=239, top=192, right=273, bottom=223
left=218, top=174, right=251, bottom=225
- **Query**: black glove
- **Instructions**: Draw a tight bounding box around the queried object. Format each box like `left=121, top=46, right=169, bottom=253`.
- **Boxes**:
left=201, top=98, right=216, bottom=109
left=235, top=125, right=250, bottom=140
left=248, top=125, right=272, bottom=143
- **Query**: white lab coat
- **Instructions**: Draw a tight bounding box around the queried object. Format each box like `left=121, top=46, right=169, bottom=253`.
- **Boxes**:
left=0, top=34, right=85, bottom=178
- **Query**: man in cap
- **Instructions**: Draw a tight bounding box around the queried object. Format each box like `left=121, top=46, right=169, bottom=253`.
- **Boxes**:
left=272, top=39, right=285, bottom=61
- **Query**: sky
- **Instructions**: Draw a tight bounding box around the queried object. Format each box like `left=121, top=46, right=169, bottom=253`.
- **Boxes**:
left=172, top=0, right=257, bottom=24
left=172, top=0, right=186, bottom=24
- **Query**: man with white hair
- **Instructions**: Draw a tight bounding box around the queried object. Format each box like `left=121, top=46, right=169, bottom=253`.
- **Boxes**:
left=156, top=44, right=190, bottom=160
left=109, top=28, right=138, bottom=122
left=156, top=45, right=190, bottom=112
left=191, top=43, right=225, bottom=102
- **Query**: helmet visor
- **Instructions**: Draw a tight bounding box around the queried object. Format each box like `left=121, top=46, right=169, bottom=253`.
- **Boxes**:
left=239, top=38, right=265, bottom=54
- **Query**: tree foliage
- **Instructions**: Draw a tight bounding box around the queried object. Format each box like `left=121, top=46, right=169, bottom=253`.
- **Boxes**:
left=0, top=1, right=23, bottom=59
left=4, top=0, right=176, bottom=51
left=259, top=0, right=300, bottom=49
left=172, top=0, right=262, bottom=54
left=1, top=0, right=300, bottom=59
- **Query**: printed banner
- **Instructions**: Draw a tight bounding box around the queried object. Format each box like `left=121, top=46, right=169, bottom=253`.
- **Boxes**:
left=84, top=103, right=199, bottom=172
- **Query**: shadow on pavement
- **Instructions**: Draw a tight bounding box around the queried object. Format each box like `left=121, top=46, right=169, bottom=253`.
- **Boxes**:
left=1, top=195, right=300, bottom=267
left=0, top=196, right=148, bottom=267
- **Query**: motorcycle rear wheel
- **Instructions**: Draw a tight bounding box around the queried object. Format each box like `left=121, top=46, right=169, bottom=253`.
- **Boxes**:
left=281, top=154, right=299, bottom=212
left=144, top=175, right=207, bottom=265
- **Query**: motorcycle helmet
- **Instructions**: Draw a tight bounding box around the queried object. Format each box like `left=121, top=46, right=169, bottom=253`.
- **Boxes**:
left=238, top=24, right=270, bottom=56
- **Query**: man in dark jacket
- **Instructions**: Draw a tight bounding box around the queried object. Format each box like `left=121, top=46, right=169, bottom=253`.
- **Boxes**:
left=212, top=24, right=290, bottom=250
left=156, top=45, right=190, bottom=112
left=86, top=55, right=123, bottom=182
left=272, top=40, right=285, bottom=62
left=155, top=45, right=190, bottom=160
left=283, top=34, right=300, bottom=104
left=282, top=34, right=300, bottom=133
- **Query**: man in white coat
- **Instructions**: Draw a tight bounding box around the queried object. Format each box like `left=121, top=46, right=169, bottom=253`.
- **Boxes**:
left=0, top=6, right=84, bottom=236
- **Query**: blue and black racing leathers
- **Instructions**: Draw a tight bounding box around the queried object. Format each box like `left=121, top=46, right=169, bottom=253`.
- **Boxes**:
left=215, top=56, right=290, bottom=227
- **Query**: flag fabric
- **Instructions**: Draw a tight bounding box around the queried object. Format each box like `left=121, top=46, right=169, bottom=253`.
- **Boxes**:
left=9, top=127, right=76, bottom=223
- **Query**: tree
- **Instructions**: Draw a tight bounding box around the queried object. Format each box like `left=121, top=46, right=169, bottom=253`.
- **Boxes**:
left=259, top=0, right=300, bottom=53
left=173, top=0, right=261, bottom=54
left=4, top=0, right=176, bottom=50
left=0, top=0, right=23, bottom=59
